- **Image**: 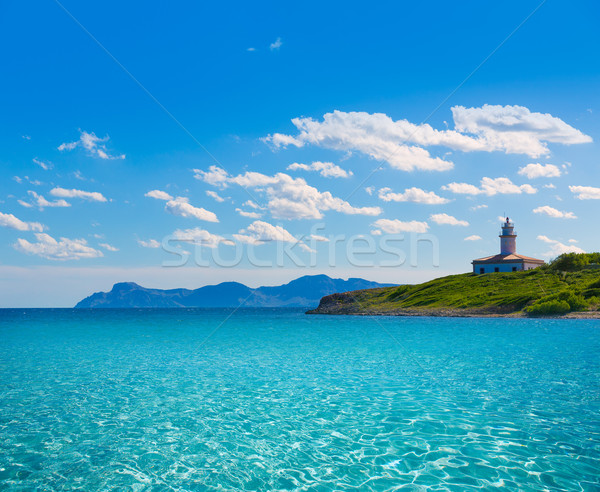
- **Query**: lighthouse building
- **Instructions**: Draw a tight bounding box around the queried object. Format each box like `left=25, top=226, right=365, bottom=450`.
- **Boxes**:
left=472, top=218, right=545, bottom=274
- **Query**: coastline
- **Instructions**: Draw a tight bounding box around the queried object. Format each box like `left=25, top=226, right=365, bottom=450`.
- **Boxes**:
left=306, top=308, right=600, bottom=319
left=306, top=289, right=600, bottom=319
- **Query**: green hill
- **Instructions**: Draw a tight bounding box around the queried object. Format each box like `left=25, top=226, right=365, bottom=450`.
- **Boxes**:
left=308, top=253, right=600, bottom=317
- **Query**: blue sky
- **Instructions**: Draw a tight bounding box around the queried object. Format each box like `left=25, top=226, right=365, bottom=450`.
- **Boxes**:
left=1, top=1, right=599, bottom=306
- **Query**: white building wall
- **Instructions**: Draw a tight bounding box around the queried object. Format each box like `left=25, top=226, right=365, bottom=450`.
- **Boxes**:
left=473, top=262, right=523, bottom=274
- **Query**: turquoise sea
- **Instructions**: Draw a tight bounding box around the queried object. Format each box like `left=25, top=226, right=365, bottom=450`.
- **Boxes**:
left=0, top=308, right=598, bottom=490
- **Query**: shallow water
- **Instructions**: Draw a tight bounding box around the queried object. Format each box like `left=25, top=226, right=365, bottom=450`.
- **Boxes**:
left=0, top=308, right=598, bottom=490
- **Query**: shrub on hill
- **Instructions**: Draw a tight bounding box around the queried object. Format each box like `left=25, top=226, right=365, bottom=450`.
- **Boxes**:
left=526, top=300, right=571, bottom=316
left=557, top=291, right=588, bottom=310
left=587, top=296, right=600, bottom=310
left=587, top=278, right=600, bottom=289
left=525, top=289, right=589, bottom=316
left=549, top=252, right=600, bottom=272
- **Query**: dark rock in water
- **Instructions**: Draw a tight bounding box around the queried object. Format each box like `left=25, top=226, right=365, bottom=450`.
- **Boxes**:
left=74, top=275, right=396, bottom=309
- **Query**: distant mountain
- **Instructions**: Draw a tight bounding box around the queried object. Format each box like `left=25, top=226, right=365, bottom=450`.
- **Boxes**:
left=74, top=275, right=397, bottom=308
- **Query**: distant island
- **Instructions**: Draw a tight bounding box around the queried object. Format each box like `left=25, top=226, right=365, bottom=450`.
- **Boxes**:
left=75, top=275, right=396, bottom=308
left=308, top=253, right=600, bottom=318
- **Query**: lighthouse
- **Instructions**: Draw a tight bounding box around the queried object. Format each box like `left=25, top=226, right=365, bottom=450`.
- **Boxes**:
left=500, top=217, right=516, bottom=255
left=471, top=217, right=545, bottom=274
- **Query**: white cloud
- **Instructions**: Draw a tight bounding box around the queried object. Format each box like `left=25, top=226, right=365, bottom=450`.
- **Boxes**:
left=269, top=37, right=282, bottom=51
left=299, top=243, right=316, bottom=253
left=533, top=206, right=577, bottom=219
left=264, top=111, right=456, bottom=172
left=165, top=197, right=219, bottom=223
left=464, top=235, right=482, bottom=241
left=195, top=167, right=381, bottom=220
left=0, top=211, right=44, bottom=232
left=263, top=133, right=303, bottom=148
left=470, top=204, right=488, bottom=211
left=243, top=200, right=261, bottom=209
left=442, top=177, right=537, bottom=196
left=287, top=161, right=353, bottom=178
left=372, top=218, right=429, bottom=234
left=443, top=182, right=485, bottom=195
left=269, top=189, right=381, bottom=221
left=365, top=186, right=375, bottom=195
left=247, top=47, right=256, bottom=52
left=99, top=243, right=119, bottom=252
left=14, top=176, right=43, bottom=186
left=171, top=227, right=234, bottom=248
left=478, top=177, right=537, bottom=196
left=58, top=141, right=78, bottom=151
left=232, top=234, right=261, bottom=245
left=452, top=104, right=592, bottom=157
left=50, top=187, right=107, bottom=202
left=24, top=191, right=70, bottom=209
left=569, top=185, right=600, bottom=200
left=235, top=208, right=262, bottom=219
left=234, top=220, right=297, bottom=245
left=33, top=158, right=52, bottom=171
left=537, top=235, right=585, bottom=257
left=307, top=234, right=329, bottom=242
left=543, top=183, right=556, bottom=189
left=145, top=190, right=173, bottom=201
left=138, top=239, right=161, bottom=248
left=193, top=166, right=230, bottom=187
left=378, top=187, right=449, bottom=204
left=145, top=190, right=219, bottom=223
left=14, top=233, right=103, bottom=260
left=430, top=213, right=469, bottom=226
left=58, top=130, right=125, bottom=160
left=518, top=163, right=561, bottom=179
left=206, top=190, right=225, bottom=202
left=263, top=106, right=590, bottom=172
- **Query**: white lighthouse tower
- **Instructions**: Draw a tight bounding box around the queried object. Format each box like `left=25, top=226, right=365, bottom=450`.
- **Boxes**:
left=471, top=217, right=545, bottom=274
left=500, top=217, right=517, bottom=255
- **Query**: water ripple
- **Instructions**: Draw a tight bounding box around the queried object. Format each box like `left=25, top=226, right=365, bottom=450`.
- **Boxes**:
left=0, top=309, right=598, bottom=490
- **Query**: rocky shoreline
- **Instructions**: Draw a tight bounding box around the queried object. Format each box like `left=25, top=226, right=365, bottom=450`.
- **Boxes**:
left=306, top=291, right=600, bottom=319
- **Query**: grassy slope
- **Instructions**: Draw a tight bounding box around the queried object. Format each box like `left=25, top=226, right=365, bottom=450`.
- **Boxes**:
left=311, top=265, right=600, bottom=316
